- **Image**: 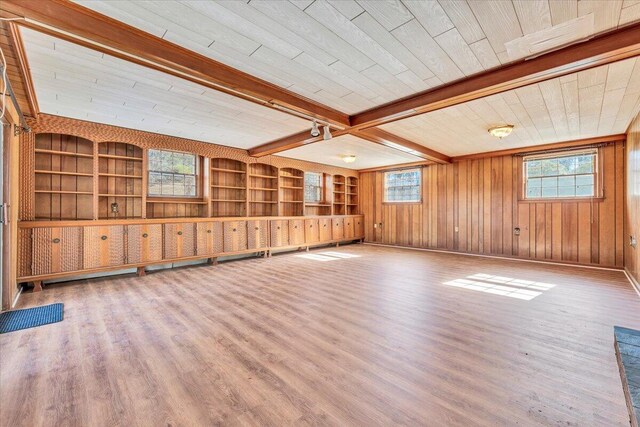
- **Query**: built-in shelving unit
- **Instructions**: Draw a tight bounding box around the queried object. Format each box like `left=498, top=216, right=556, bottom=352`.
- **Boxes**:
left=279, top=168, right=304, bottom=216
left=249, top=163, right=278, bottom=216
left=98, top=142, right=143, bottom=219
left=333, top=174, right=346, bottom=216
left=211, top=158, right=247, bottom=217
left=34, top=133, right=94, bottom=220
left=146, top=198, right=207, bottom=218
left=346, top=176, right=359, bottom=215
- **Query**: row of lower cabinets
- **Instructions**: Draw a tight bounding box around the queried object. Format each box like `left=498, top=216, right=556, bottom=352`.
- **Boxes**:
left=22, top=216, right=364, bottom=279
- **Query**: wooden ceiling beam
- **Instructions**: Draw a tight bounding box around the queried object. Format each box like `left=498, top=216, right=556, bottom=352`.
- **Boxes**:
left=351, top=21, right=640, bottom=129
left=248, top=129, right=351, bottom=157
left=0, top=0, right=350, bottom=127
left=351, top=128, right=451, bottom=164
left=6, top=22, right=38, bottom=118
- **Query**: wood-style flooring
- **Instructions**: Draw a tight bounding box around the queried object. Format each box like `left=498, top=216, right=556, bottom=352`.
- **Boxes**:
left=1, top=244, right=639, bottom=426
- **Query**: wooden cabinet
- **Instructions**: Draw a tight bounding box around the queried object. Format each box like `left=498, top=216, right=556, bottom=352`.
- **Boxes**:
left=223, top=220, right=248, bottom=252
left=354, top=216, right=364, bottom=238
left=248, top=220, right=269, bottom=250
left=83, top=225, right=126, bottom=269
left=32, top=227, right=83, bottom=275
left=319, top=218, right=332, bottom=242
left=196, top=222, right=223, bottom=256
left=332, top=217, right=344, bottom=240
left=289, top=219, right=305, bottom=246
left=127, top=224, right=163, bottom=264
left=270, top=220, right=289, bottom=247
left=344, top=217, right=355, bottom=239
left=164, top=223, right=196, bottom=259
left=305, top=219, right=320, bottom=244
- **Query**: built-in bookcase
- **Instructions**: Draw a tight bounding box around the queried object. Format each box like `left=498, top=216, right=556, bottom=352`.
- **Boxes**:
left=249, top=163, right=278, bottom=216
left=346, top=176, right=359, bottom=215
left=34, top=133, right=94, bottom=220
left=279, top=168, right=304, bottom=216
left=333, top=174, right=346, bottom=215
left=211, top=158, right=247, bottom=217
left=98, top=142, right=143, bottom=219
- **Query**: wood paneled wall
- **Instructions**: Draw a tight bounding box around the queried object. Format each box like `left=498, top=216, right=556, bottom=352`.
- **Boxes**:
left=626, top=113, right=640, bottom=285
left=361, top=142, right=626, bottom=268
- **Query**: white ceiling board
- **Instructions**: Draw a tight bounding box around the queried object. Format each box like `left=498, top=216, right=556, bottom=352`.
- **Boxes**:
left=280, top=134, right=422, bottom=169
left=21, top=28, right=310, bottom=149
left=380, top=57, right=640, bottom=156
left=72, top=0, right=639, bottom=115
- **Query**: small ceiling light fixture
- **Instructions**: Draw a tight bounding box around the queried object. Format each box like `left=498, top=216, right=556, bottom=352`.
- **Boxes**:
left=310, top=120, right=320, bottom=137
left=488, top=124, right=515, bottom=139
left=323, top=125, right=332, bottom=141
left=342, top=155, right=356, bottom=164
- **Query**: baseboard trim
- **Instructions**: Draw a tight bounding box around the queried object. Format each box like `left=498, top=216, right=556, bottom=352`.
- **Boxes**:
left=624, top=268, right=640, bottom=298
left=363, top=242, right=624, bottom=272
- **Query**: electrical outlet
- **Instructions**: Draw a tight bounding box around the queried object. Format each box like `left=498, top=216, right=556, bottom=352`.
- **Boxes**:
left=514, top=227, right=521, bottom=236
left=630, top=235, right=637, bottom=248
left=454, top=226, right=459, bottom=232
left=373, top=223, right=377, bottom=229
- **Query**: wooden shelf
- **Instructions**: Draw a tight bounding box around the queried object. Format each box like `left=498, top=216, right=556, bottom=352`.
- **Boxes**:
left=280, top=175, right=303, bottom=179
left=347, top=184, right=357, bottom=187
left=250, top=187, right=278, bottom=191
left=147, top=199, right=207, bottom=205
left=211, top=185, right=246, bottom=189
left=99, top=173, right=142, bottom=179
left=281, top=201, right=303, bottom=203
left=99, top=194, right=143, bottom=198
left=211, top=167, right=246, bottom=174
left=35, top=170, right=93, bottom=177
left=281, top=185, right=303, bottom=189
left=249, top=173, right=278, bottom=179
left=98, top=154, right=142, bottom=161
left=35, top=149, right=93, bottom=158
left=211, top=199, right=245, bottom=202
left=250, top=200, right=277, bottom=204
left=35, top=190, right=93, bottom=195
left=306, top=203, right=331, bottom=207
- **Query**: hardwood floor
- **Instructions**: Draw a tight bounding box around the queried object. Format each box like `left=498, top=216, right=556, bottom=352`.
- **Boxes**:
left=1, top=244, right=639, bottom=426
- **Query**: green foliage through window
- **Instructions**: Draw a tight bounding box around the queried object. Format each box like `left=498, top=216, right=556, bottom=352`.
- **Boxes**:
left=148, top=149, right=198, bottom=197
left=524, top=150, right=596, bottom=199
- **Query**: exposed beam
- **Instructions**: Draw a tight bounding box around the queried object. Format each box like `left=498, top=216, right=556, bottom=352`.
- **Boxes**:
left=351, top=22, right=640, bottom=129
left=357, top=160, right=433, bottom=173
left=248, top=129, right=351, bottom=157
left=7, top=22, right=38, bottom=118
left=450, top=134, right=626, bottom=161
left=0, top=0, right=350, bottom=127
left=352, top=128, right=451, bottom=164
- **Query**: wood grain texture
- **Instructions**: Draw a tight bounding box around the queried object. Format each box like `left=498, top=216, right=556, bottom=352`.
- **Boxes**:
left=2, top=244, right=638, bottom=426
left=361, top=143, right=625, bottom=268
left=626, top=112, right=640, bottom=285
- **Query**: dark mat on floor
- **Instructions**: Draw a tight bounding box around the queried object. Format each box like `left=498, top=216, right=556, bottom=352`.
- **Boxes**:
left=615, top=326, right=640, bottom=427
left=0, top=303, right=64, bottom=334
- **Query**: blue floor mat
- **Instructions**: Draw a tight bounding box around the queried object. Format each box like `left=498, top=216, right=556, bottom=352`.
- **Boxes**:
left=0, top=303, right=64, bottom=334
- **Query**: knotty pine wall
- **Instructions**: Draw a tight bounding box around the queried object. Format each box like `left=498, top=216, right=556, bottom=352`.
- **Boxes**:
left=360, top=142, right=626, bottom=268
left=627, top=113, right=640, bottom=285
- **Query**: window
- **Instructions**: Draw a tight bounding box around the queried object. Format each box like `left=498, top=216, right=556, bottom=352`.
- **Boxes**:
left=384, top=168, right=421, bottom=202
left=523, top=149, right=598, bottom=199
left=304, top=172, right=323, bottom=203
left=148, top=149, right=198, bottom=197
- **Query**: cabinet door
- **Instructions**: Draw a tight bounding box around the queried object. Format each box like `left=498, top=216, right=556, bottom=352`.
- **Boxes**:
left=305, top=219, right=320, bottom=244
left=32, top=227, right=83, bottom=275
left=270, top=220, right=289, bottom=247
left=344, top=217, right=355, bottom=239
left=127, top=224, right=163, bottom=264
left=318, top=218, right=332, bottom=242
left=223, top=221, right=248, bottom=253
left=83, top=225, right=126, bottom=269
left=289, top=219, right=305, bottom=245
left=332, top=217, right=344, bottom=240
left=196, top=222, right=223, bottom=256
left=164, top=223, right=196, bottom=259
left=354, top=216, right=364, bottom=238
left=248, top=220, right=269, bottom=250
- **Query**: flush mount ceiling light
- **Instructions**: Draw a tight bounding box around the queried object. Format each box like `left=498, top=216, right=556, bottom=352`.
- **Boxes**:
left=310, top=120, right=320, bottom=137
left=488, top=125, right=515, bottom=139
left=323, top=125, right=332, bottom=141
left=342, top=155, right=356, bottom=164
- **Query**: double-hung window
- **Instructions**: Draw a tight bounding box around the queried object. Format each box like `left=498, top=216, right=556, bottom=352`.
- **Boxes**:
left=304, top=172, right=323, bottom=203
left=523, top=149, right=598, bottom=199
left=148, top=149, right=198, bottom=197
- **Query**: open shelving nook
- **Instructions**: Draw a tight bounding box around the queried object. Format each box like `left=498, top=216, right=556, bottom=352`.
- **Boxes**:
left=249, top=163, right=278, bottom=216
left=211, top=158, right=247, bottom=217
left=34, top=133, right=94, bottom=220
left=333, top=174, right=346, bottom=216
left=346, top=176, right=359, bottom=215
left=98, top=142, right=143, bottom=219
left=279, top=168, right=304, bottom=216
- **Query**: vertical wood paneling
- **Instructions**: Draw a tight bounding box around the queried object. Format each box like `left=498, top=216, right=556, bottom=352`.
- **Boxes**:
left=626, top=113, right=640, bottom=284
left=361, top=143, right=625, bottom=268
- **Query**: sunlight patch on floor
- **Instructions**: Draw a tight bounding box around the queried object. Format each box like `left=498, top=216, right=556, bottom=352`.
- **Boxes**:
left=295, top=251, right=361, bottom=262
left=443, top=273, right=556, bottom=300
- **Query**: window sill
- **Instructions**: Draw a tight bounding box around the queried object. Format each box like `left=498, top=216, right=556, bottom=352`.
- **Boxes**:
left=382, top=201, right=422, bottom=205
left=518, top=196, right=604, bottom=203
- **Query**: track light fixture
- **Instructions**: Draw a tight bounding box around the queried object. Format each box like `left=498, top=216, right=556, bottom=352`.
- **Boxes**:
left=323, top=125, right=332, bottom=141
left=310, top=120, right=320, bottom=137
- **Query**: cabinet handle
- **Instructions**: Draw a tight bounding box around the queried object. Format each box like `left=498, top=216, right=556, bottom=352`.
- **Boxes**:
left=52, top=238, right=60, bottom=244
left=255, top=226, right=259, bottom=230
left=101, top=235, right=108, bottom=240
left=207, top=230, right=212, bottom=234
left=177, top=231, right=183, bottom=236
left=277, top=226, right=280, bottom=230
left=323, top=224, right=327, bottom=227
left=142, top=233, right=148, bottom=238
left=294, top=226, right=297, bottom=229
left=233, top=228, right=237, bottom=232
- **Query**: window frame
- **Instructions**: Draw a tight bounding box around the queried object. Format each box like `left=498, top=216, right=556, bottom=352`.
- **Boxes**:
left=520, top=148, right=603, bottom=202
left=304, top=171, right=325, bottom=204
left=383, top=168, right=422, bottom=204
left=147, top=148, right=202, bottom=199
